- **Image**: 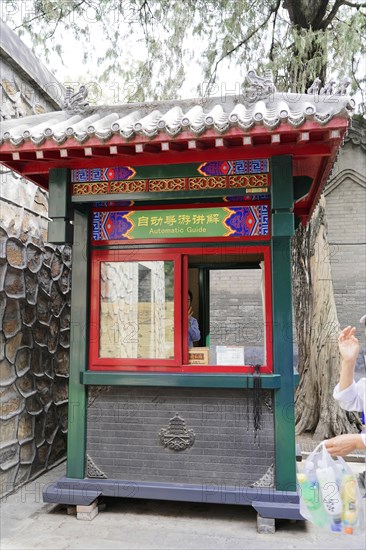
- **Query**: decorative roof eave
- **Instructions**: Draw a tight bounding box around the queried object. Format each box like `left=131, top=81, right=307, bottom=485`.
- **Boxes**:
left=0, top=119, right=348, bottom=202
left=0, top=117, right=351, bottom=154
left=0, top=70, right=355, bottom=150
left=0, top=71, right=355, bottom=222
left=0, top=107, right=351, bottom=147
left=294, top=130, right=345, bottom=223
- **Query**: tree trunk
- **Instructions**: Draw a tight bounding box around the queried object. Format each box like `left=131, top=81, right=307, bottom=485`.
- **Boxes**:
left=292, top=195, right=361, bottom=439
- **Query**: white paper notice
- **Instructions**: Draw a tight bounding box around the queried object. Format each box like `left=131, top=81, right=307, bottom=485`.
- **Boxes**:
left=216, top=346, right=245, bottom=366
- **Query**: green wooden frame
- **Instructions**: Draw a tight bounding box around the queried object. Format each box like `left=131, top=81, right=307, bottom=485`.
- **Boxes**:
left=81, top=372, right=282, bottom=388
left=50, top=159, right=299, bottom=487
left=271, top=156, right=297, bottom=492
left=66, top=206, right=89, bottom=478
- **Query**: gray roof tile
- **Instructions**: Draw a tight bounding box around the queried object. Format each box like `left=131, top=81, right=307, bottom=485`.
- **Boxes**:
left=0, top=91, right=355, bottom=148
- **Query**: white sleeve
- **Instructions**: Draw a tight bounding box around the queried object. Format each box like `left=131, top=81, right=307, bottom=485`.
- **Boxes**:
left=333, top=378, right=366, bottom=412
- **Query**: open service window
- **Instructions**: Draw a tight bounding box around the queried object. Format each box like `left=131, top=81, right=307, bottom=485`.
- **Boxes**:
left=89, top=246, right=272, bottom=373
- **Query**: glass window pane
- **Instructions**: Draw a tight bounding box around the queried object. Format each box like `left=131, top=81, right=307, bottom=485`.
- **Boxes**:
left=209, top=266, right=265, bottom=365
left=99, top=261, right=174, bottom=359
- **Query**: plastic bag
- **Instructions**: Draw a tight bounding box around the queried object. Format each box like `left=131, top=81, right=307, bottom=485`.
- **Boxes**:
left=297, top=441, right=364, bottom=535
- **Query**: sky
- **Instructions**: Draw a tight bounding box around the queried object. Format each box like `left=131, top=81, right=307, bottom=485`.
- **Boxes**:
left=1, top=0, right=249, bottom=105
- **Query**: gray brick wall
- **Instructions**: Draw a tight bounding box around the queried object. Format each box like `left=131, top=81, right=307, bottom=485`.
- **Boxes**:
left=86, top=386, right=274, bottom=487
left=210, top=269, right=265, bottom=365
left=325, top=138, right=366, bottom=374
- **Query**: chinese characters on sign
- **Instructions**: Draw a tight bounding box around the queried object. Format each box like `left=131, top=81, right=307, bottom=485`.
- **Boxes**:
left=137, top=213, right=221, bottom=227
left=92, top=206, right=269, bottom=241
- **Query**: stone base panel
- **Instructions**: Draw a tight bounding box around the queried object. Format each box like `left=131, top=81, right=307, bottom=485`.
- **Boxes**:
left=86, top=386, right=275, bottom=487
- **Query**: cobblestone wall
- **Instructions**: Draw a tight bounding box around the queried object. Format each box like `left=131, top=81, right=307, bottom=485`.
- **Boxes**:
left=0, top=22, right=68, bottom=497
left=0, top=172, right=70, bottom=497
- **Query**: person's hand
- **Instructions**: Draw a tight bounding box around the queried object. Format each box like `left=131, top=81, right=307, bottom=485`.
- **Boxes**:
left=338, top=326, right=360, bottom=365
left=324, top=434, right=365, bottom=457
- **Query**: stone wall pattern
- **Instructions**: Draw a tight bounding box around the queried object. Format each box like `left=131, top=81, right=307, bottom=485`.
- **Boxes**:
left=0, top=176, right=71, bottom=496
left=0, top=48, right=69, bottom=497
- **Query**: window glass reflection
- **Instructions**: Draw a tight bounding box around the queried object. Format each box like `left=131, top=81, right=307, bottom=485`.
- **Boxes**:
left=99, top=261, right=174, bottom=359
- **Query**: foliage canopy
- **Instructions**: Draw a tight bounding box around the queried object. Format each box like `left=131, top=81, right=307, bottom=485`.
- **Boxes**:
left=3, top=0, right=365, bottom=108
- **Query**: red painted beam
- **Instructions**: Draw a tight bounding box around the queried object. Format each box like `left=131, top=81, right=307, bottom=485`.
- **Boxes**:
left=5, top=142, right=333, bottom=177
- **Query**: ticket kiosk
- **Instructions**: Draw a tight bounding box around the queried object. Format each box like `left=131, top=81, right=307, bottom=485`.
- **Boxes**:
left=0, top=73, right=353, bottom=524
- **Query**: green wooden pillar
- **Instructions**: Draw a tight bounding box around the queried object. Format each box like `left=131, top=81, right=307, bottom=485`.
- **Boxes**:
left=66, top=207, right=89, bottom=478
left=48, top=168, right=73, bottom=243
left=271, top=156, right=296, bottom=492
left=47, top=168, right=88, bottom=477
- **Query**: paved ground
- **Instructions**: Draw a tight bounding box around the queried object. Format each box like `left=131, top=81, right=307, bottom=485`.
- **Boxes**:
left=1, top=461, right=365, bottom=550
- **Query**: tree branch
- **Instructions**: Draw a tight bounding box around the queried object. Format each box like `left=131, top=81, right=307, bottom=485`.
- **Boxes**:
left=204, top=5, right=278, bottom=95
left=343, top=1, right=366, bottom=7
left=44, top=8, right=63, bottom=40
left=12, top=0, right=87, bottom=31
left=321, top=0, right=351, bottom=29
left=135, top=0, right=169, bottom=49
left=351, top=56, right=365, bottom=114
left=269, top=0, right=281, bottom=61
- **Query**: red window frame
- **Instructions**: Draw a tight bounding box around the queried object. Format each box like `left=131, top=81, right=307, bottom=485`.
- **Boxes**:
left=89, top=245, right=273, bottom=373
left=90, top=249, right=182, bottom=369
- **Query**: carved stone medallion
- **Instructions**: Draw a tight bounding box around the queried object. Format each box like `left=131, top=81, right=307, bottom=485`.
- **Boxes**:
left=159, top=413, right=195, bottom=452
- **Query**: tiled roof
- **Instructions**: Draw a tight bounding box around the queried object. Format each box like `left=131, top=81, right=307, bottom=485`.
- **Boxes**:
left=0, top=91, right=355, bottom=148
left=0, top=19, right=65, bottom=109
left=0, top=73, right=356, bottom=222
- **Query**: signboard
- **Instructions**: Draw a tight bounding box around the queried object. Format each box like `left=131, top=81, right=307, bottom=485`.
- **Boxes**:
left=188, top=347, right=210, bottom=365
left=216, top=346, right=245, bottom=366
left=92, top=205, right=269, bottom=241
